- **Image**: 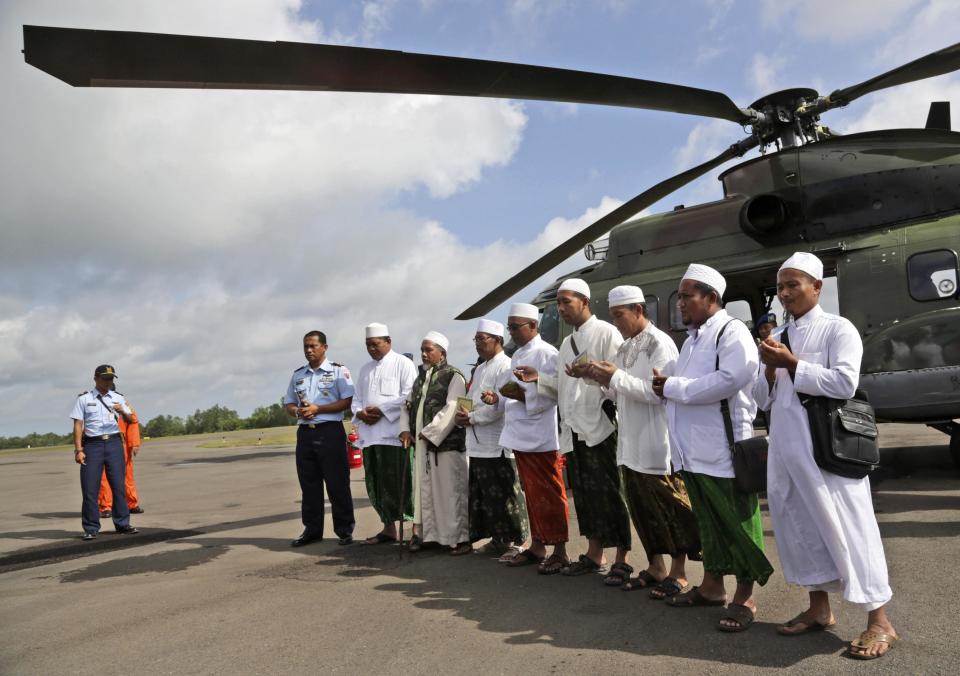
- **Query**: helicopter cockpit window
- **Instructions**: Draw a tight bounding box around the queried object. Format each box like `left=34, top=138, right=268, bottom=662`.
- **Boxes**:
left=724, top=299, right=754, bottom=331
left=539, top=303, right=561, bottom=345
left=668, top=291, right=684, bottom=331
left=907, top=250, right=959, bottom=301
left=645, top=296, right=659, bottom=328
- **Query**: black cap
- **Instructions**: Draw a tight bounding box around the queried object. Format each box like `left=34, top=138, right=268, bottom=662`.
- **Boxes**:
left=94, top=364, right=118, bottom=378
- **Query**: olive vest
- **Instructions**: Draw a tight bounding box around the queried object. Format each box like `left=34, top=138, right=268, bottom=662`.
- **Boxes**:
left=408, top=363, right=466, bottom=453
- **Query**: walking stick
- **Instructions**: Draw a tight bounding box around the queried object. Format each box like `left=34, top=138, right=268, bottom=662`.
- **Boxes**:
left=398, top=438, right=411, bottom=560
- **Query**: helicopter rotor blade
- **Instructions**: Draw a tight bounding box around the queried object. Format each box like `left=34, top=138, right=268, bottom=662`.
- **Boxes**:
left=455, top=135, right=759, bottom=320
left=823, top=40, right=960, bottom=110
left=22, top=25, right=749, bottom=124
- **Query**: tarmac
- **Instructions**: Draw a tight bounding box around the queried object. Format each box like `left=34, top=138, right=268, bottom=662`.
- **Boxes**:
left=0, top=424, right=958, bottom=675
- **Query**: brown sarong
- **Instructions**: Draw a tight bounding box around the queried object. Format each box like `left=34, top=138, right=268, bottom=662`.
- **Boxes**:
left=621, top=467, right=702, bottom=561
left=514, top=450, right=568, bottom=545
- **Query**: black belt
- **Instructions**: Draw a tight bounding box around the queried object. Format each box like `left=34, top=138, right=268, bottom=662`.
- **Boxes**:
left=84, top=433, right=120, bottom=441
left=301, top=421, right=340, bottom=429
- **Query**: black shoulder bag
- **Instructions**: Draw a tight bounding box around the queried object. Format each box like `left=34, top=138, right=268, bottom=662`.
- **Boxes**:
left=716, top=320, right=768, bottom=494
left=781, top=329, right=879, bottom=479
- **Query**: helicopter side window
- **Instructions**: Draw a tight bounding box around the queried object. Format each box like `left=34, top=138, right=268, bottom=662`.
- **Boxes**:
left=907, top=250, right=959, bottom=301
left=539, top=302, right=561, bottom=346
left=645, top=295, right=659, bottom=328
left=724, top=299, right=754, bottom=331
left=668, top=291, right=684, bottom=331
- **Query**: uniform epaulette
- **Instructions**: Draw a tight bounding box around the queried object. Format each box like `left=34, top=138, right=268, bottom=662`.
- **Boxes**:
left=77, top=392, right=86, bottom=397
left=331, top=362, right=343, bottom=367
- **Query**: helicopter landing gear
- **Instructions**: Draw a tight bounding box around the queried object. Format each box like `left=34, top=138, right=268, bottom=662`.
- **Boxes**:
left=929, top=422, right=960, bottom=472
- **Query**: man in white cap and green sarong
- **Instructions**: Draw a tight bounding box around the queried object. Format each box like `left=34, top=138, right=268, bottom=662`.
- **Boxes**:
left=587, top=285, right=702, bottom=597
left=652, top=263, right=773, bottom=632
left=400, top=331, right=471, bottom=555
left=456, top=319, right=529, bottom=558
left=353, top=323, right=418, bottom=545
left=515, top=278, right=630, bottom=579
left=756, top=252, right=897, bottom=659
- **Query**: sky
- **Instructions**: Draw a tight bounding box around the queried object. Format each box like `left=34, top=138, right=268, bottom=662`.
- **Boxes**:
left=1, top=0, right=958, bottom=436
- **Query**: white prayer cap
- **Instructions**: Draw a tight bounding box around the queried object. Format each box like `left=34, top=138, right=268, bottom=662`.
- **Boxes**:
left=608, top=285, right=645, bottom=307
left=779, top=251, right=824, bottom=281
left=558, top=277, right=591, bottom=299
left=475, top=318, right=504, bottom=339
left=423, top=331, right=450, bottom=352
left=682, top=263, right=727, bottom=299
left=365, top=322, right=389, bottom=338
left=508, top=303, right=540, bottom=320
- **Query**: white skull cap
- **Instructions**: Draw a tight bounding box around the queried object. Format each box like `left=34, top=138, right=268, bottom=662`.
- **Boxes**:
left=558, top=277, right=591, bottom=299
left=423, top=331, right=450, bottom=352
left=475, top=318, right=504, bottom=339
left=779, top=251, right=824, bottom=281
left=508, top=303, right=540, bottom=320
left=608, top=285, right=645, bottom=307
left=682, top=263, right=727, bottom=299
left=365, top=323, right=389, bottom=338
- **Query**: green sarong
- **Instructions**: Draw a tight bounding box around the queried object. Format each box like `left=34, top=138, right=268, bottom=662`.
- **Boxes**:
left=363, top=444, right=413, bottom=523
left=566, top=432, right=631, bottom=549
left=681, top=471, right=773, bottom=585
left=468, top=454, right=529, bottom=544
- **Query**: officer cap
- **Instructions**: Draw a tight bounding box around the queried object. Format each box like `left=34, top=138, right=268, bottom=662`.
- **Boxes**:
left=94, top=364, right=118, bottom=378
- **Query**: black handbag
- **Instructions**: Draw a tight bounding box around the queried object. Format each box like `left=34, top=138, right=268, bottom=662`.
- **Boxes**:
left=782, top=329, right=880, bottom=479
left=716, top=320, right=768, bottom=493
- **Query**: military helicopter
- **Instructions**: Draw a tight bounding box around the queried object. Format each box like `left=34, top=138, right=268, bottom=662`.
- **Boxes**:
left=20, top=26, right=960, bottom=464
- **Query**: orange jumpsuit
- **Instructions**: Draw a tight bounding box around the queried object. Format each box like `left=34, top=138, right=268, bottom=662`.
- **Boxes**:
left=98, top=408, right=141, bottom=510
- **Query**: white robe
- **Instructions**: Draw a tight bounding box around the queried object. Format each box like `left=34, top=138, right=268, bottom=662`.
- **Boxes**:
left=753, top=304, right=892, bottom=609
left=400, top=365, right=469, bottom=546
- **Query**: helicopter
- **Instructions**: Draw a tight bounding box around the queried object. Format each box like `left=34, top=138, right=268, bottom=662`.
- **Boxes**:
left=20, top=25, right=960, bottom=465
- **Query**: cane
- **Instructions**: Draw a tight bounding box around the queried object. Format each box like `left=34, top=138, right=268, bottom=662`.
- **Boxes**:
left=397, top=438, right=411, bottom=560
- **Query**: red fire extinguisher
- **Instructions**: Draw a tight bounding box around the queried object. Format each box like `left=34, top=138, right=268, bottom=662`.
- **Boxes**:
left=347, top=431, right=363, bottom=469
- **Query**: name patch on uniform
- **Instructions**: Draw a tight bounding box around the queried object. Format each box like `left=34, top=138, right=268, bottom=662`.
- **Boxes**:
left=320, top=373, right=335, bottom=384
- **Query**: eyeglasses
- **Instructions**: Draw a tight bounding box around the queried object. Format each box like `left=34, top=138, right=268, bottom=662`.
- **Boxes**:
left=506, top=322, right=534, bottom=331
left=473, top=335, right=494, bottom=343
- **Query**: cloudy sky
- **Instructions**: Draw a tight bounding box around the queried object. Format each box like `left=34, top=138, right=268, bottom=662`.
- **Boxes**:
left=1, top=0, right=958, bottom=436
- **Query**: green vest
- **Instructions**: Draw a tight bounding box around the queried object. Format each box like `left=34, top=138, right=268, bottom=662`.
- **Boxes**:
left=408, top=363, right=466, bottom=453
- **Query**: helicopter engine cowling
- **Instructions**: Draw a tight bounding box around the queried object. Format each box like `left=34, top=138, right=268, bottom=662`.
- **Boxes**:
left=739, top=192, right=798, bottom=240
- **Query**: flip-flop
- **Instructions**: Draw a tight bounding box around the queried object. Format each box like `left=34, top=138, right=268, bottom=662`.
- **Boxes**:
left=407, top=535, right=423, bottom=552
left=666, top=586, right=726, bottom=608
left=849, top=631, right=898, bottom=660
left=561, top=554, right=604, bottom=576
left=621, top=570, right=658, bottom=591
left=777, top=612, right=837, bottom=636
left=604, top=562, right=634, bottom=587
left=537, top=553, right=570, bottom=575
left=717, top=603, right=756, bottom=632
left=649, top=576, right=686, bottom=599
left=504, top=549, right=544, bottom=567
left=363, top=532, right=397, bottom=545
left=449, top=543, right=472, bottom=556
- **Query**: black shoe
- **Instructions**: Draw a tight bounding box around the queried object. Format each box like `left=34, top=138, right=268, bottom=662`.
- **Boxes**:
left=82, top=532, right=97, bottom=541
left=129, top=506, right=144, bottom=514
left=291, top=531, right=323, bottom=547
left=99, top=510, right=112, bottom=518
left=338, top=536, right=354, bottom=546
left=115, top=525, right=139, bottom=535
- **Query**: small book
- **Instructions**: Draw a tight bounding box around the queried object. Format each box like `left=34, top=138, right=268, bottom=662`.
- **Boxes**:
left=457, top=397, right=474, bottom=412
left=499, top=381, right=523, bottom=397
left=573, top=351, right=590, bottom=367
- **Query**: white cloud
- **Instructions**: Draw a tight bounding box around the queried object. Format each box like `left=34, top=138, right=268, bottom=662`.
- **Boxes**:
left=748, top=53, right=785, bottom=97
left=760, top=0, right=924, bottom=43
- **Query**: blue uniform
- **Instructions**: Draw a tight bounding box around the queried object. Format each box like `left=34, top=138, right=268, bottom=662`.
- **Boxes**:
left=70, top=389, right=132, bottom=533
left=284, top=359, right=356, bottom=539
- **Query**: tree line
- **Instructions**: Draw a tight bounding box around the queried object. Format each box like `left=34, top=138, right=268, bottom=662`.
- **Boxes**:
left=0, top=401, right=302, bottom=450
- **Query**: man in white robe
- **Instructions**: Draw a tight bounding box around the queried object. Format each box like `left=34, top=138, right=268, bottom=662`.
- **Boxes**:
left=515, top=278, right=628, bottom=579
left=400, top=331, right=470, bottom=554
left=755, top=252, right=897, bottom=659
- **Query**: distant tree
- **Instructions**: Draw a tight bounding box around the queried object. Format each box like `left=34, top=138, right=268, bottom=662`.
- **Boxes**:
left=0, top=432, right=71, bottom=450
left=245, top=401, right=295, bottom=429
left=142, top=414, right=185, bottom=438
left=185, top=405, right=242, bottom=434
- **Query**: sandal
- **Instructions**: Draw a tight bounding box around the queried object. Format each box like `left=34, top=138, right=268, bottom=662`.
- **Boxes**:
left=849, top=631, right=898, bottom=660
left=363, top=532, right=397, bottom=545
left=717, top=603, right=756, bottom=632
left=537, top=553, right=570, bottom=575
left=649, top=577, right=686, bottom=600
left=603, top=562, right=634, bottom=587
left=561, top=554, right=604, bottom=576
left=777, top=612, right=837, bottom=636
left=497, top=545, right=523, bottom=563
left=666, top=586, right=726, bottom=608
left=621, top=570, right=658, bottom=592
left=449, top=542, right=472, bottom=556
left=504, top=549, right=544, bottom=567
left=407, top=535, right=423, bottom=552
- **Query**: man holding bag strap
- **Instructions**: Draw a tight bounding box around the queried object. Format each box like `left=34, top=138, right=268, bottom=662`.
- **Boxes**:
left=755, top=252, right=897, bottom=660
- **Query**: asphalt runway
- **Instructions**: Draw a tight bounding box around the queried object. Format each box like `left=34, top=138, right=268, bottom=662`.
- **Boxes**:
left=1, top=424, right=957, bottom=675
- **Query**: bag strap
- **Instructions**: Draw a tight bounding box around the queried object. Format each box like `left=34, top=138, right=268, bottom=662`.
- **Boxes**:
left=96, top=394, right=120, bottom=421
left=569, top=333, right=580, bottom=358
left=715, top=319, right=737, bottom=450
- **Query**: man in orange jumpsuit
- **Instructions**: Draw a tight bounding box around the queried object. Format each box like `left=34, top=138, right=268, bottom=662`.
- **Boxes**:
left=98, top=393, right=143, bottom=517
